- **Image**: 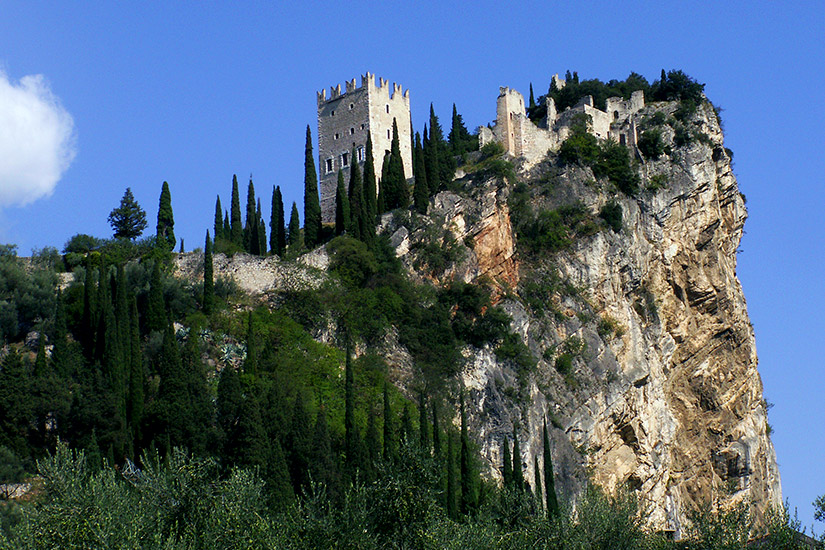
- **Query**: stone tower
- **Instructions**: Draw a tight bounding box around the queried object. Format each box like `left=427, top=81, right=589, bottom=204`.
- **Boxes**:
left=317, top=72, right=413, bottom=223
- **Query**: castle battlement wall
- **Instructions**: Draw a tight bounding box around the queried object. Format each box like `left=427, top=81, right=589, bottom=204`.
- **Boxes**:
left=479, top=83, right=645, bottom=167
left=317, top=72, right=412, bottom=223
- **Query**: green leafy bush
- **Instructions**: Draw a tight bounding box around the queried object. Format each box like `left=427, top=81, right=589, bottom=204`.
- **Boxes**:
left=599, top=201, right=623, bottom=233
left=637, top=129, right=665, bottom=159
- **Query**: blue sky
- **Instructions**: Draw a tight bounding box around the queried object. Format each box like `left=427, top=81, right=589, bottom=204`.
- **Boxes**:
left=1, top=0, right=823, bottom=529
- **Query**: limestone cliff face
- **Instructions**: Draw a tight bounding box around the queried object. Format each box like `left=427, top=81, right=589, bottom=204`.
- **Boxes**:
left=386, top=100, right=780, bottom=535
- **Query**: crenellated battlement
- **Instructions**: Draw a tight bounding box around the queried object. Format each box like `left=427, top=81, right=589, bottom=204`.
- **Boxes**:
left=316, top=72, right=413, bottom=223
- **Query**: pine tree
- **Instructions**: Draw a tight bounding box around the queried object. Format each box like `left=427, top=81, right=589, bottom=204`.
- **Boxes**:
left=502, top=437, right=512, bottom=487
left=413, top=132, right=428, bottom=213
left=214, top=196, right=223, bottom=242
left=288, top=202, right=301, bottom=249
left=534, top=454, right=543, bottom=511
left=348, top=149, right=365, bottom=240
left=303, top=125, right=322, bottom=248
left=383, top=119, right=409, bottom=210
left=147, top=261, right=166, bottom=333
left=109, top=188, right=147, bottom=240
left=382, top=383, right=395, bottom=462
left=156, top=181, right=175, bottom=250
left=270, top=186, right=286, bottom=256
left=543, top=419, right=559, bottom=517
left=512, top=425, right=523, bottom=492
left=257, top=198, right=267, bottom=256
left=335, top=169, right=350, bottom=236
left=244, top=177, right=256, bottom=253
left=362, top=131, right=378, bottom=226
left=203, top=231, right=214, bottom=315
left=230, top=175, right=243, bottom=246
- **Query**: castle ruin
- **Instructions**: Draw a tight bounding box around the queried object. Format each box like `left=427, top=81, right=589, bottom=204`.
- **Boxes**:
left=479, top=75, right=645, bottom=166
left=317, top=72, right=413, bottom=223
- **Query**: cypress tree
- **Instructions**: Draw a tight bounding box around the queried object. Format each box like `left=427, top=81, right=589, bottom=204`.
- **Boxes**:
left=156, top=181, right=175, bottom=250
left=400, top=403, right=413, bottom=446
left=429, top=104, right=454, bottom=191
left=214, top=196, right=223, bottom=242
left=270, top=186, right=286, bottom=256
left=363, top=131, right=378, bottom=227
left=418, top=392, right=429, bottom=453
left=288, top=202, right=301, bottom=249
left=147, top=261, right=166, bottom=333
left=230, top=395, right=268, bottom=469
left=446, top=431, right=458, bottom=519
left=243, top=311, right=257, bottom=376
left=257, top=198, right=267, bottom=256
left=543, top=419, right=559, bottom=517
left=459, top=392, right=476, bottom=513
left=512, top=425, right=523, bottom=492
left=286, top=391, right=312, bottom=494
left=529, top=83, right=536, bottom=109
left=423, top=124, right=439, bottom=196
left=303, top=125, right=322, bottom=248
left=80, top=258, right=97, bottom=360
left=217, top=366, right=243, bottom=452
left=230, top=175, right=242, bottom=247
left=203, top=231, right=214, bottom=315
left=432, top=398, right=441, bottom=457
left=127, top=297, right=143, bottom=449
left=310, top=405, right=336, bottom=492
left=448, top=104, right=470, bottom=155
left=348, top=148, right=365, bottom=240
left=335, top=169, right=350, bottom=236
left=376, top=156, right=386, bottom=217
left=383, top=119, right=408, bottom=210
left=382, top=383, right=395, bottom=462
left=223, top=211, right=230, bottom=242
left=244, top=177, right=256, bottom=253
left=364, top=405, right=380, bottom=473
left=93, top=266, right=110, bottom=363
left=51, top=291, right=72, bottom=379
left=502, top=437, right=512, bottom=487
left=413, top=132, right=428, bottom=213
left=266, top=440, right=295, bottom=509
left=534, top=454, right=543, bottom=511
left=344, top=338, right=356, bottom=467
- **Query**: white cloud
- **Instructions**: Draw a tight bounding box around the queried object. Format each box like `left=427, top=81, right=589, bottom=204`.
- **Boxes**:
left=0, top=69, right=77, bottom=207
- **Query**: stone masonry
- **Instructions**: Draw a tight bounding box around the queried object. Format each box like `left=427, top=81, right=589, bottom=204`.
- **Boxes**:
left=317, top=72, right=413, bottom=223
left=479, top=74, right=644, bottom=168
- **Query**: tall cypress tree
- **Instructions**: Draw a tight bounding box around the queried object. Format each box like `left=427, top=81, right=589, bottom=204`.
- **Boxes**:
left=286, top=391, right=312, bottom=494
left=446, top=431, right=458, bottom=520
left=448, top=104, right=474, bottom=156
left=432, top=398, right=441, bottom=457
left=534, top=454, right=543, bottom=511
left=543, top=419, right=559, bottom=517
left=348, top=148, right=365, bottom=240
left=364, top=404, right=380, bottom=474
left=214, top=196, right=223, bottom=242
left=418, top=392, right=429, bottom=453
left=502, top=437, right=512, bottom=487
left=335, top=170, right=350, bottom=236
left=80, top=258, right=97, bottom=360
left=429, top=104, right=454, bottom=192
left=362, top=131, right=377, bottom=226
left=243, top=311, right=257, bottom=376
left=156, top=181, right=175, bottom=250
left=217, top=366, right=243, bottom=454
left=460, top=392, right=476, bottom=513
left=413, top=132, right=428, bottom=213
left=244, top=177, right=256, bottom=253
left=288, top=202, right=301, bottom=249
left=257, top=198, right=267, bottom=256
left=384, top=119, right=408, bottom=210
left=303, top=125, right=322, bottom=249
left=400, top=404, right=413, bottom=446
left=344, top=338, right=356, bottom=468
left=203, top=231, right=214, bottom=315
left=230, top=175, right=243, bottom=247
left=512, top=425, right=523, bottom=492
left=529, top=83, right=536, bottom=109
left=147, top=261, right=166, bottom=333
left=382, top=383, right=395, bottom=462
left=423, top=124, right=439, bottom=196
left=223, top=211, right=230, bottom=242
left=270, top=186, right=286, bottom=256
left=127, top=297, right=143, bottom=450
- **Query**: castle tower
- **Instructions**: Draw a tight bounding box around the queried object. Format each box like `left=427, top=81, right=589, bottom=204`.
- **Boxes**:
left=317, top=72, right=413, bottom=223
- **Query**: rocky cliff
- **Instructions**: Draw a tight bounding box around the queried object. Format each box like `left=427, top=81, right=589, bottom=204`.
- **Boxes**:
left=179, top=97, right=780, bottom=536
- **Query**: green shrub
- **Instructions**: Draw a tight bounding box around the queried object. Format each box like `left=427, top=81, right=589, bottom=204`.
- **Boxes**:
left=554, top=353, right=573, bottom=375
left=558, top=131, right=600, bottom=167
left=637, top=129, right=664, bottom=159
left=599, top=201, right=622, bottom=233
left=479, top=141, right=504, bottom=160
left=647, top=174, right=668, bottom=191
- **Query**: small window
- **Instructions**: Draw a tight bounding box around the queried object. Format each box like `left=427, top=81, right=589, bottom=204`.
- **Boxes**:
left=387, top=129, right=391, bottom=139
left=325, top=158, right=333, bottom=173
left=334, top=133, right=339, bottom=140
left=331, top=110, right=335, bottom=116
left=349, top=103, right=354, bottom=110
left=386, top=104, right=389, bottom=113
left=350, top=128, right=355, bottom=135
left=357, top=147, right=365, bottom=162
left=360, top=123, right=365, bottom=130
left=341, top=152, right=349, bottom=167
left=614, top=111, right=619, bottom=120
